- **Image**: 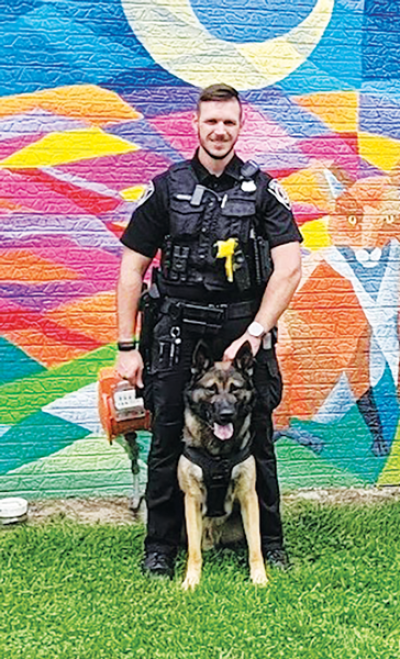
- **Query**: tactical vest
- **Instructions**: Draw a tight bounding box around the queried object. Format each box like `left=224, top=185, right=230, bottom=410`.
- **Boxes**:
left=183, top=444, right=252, bottom=518
left=159, top=161, right=272, bottom=294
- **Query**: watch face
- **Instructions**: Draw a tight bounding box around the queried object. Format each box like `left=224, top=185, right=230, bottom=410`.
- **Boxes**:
left=248, top=321, right=265, bottom=338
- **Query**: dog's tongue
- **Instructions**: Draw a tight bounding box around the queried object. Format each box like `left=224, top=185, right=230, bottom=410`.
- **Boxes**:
left=213, top=422, right=234, bottom=441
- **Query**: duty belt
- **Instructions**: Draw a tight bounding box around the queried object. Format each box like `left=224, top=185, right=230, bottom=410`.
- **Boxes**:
left=160, top=297, right=260, bottom=334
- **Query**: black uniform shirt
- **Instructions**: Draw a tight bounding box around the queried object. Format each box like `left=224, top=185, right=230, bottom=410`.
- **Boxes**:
left=121, top=152, right=302, bottom=259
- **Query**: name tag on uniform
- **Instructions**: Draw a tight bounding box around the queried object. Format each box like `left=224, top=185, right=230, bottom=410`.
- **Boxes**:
left=241, top=180, right=257, bottom=192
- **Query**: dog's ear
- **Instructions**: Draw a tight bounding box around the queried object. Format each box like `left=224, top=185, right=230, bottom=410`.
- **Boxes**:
left=191, top=340, right=213, bottom=377
left=233, top=341, right=254, bottom=376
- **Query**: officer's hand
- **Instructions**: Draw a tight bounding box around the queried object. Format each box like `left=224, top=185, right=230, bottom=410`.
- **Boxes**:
left=116, top=350, right=144, bottom=388
left=223, top=332, right=262, bottom=362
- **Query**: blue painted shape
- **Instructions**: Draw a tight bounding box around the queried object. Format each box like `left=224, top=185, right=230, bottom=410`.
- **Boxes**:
left=278, top=59, right=355, bottom=96
left=0, top=110, right=86, bottom=139
left=274, top=427, right=324, bottom=453
left=323, top=169, right=345, bottom=200
left=103, top=67, right=190, bottom=94
left=0, top=212, right=121, bottom=256
left=242, top=89, right=333, bottom=139
left=0, top=0, right=43, bottom=23
left=189, top=0, right=315, bottom=43
left=313, top=373, right=356, bottom=424
left=361, top=80, right=400, bottom=100
left=337, top=244, right=391, bottom=301
left=251, top=149, right=311, bottom=173
left=105, top=119, right=182, bottom=162
left=373, top=366, right=400, bottom=449
left=0, top=1, right=166, bottom=96
left=0, top=411, right=90, bottom=474
left=281, top=0, right=364, bottom=93
left=360, top=93, right=400, bottom=140
left=363, top=0, right=400, bottom=80
left=0, top=337, right=46, bottom=386
left=358, top=160, right=386, bottom=178
left=121, top=87, right=199, bottom=119
left=49, top=0, right=148, bottom=46
left=291, top=403, right=386, bottom=484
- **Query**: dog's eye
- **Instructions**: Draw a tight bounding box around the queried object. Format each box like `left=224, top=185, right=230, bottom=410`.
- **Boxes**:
left=229, top=383, right=241, bottom=393
left=206, top=383, right=219, bottom=394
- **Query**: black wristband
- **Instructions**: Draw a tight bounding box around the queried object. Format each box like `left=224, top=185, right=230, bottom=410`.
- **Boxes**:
left=117, top=341, right=137, bottom=352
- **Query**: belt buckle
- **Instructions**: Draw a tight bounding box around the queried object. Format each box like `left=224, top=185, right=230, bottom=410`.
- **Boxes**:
left=207, top=304, right=226, bottom=326
left=182, top=302, right=226, bottom=335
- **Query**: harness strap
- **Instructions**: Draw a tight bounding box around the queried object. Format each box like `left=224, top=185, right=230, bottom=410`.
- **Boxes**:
left=183, top=444, right=252, bottom=518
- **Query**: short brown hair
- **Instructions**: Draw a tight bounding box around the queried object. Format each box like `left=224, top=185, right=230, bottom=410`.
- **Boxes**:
left=197, top=83, right=242, bottom=112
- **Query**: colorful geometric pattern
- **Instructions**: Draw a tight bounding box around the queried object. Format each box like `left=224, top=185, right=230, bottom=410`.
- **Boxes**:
left=2, top=0, right=400, bottom=499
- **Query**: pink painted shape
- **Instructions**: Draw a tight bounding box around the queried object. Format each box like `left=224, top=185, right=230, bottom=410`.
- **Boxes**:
left=58, top=150, right=172, bottom=191
left=148, top=111, right=198, bottom=159
left=292, top=202, right=328, bottom=226
left=236, top=105, right=296, bottom=161
left=27, top=235, right=120, bottom=280
left=149, top=105, right=295, bottom=162
left=0, top=134, right=46, bottom=161
left=298, top=135, right=360, bottom=177
left=0, top=169, right=88, bottom=214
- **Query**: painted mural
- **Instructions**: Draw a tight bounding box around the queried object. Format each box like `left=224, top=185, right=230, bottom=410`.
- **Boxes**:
left=1, top=0, right=400, bottom=498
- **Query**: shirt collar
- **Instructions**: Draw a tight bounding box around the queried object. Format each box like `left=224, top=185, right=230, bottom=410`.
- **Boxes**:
left=191, top=150, right=243, bottom=183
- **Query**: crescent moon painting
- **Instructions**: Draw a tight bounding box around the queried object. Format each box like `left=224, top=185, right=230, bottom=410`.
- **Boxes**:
left=121, top=0, right=335, bottom=89
left=3, top=0, right=400, bottom=499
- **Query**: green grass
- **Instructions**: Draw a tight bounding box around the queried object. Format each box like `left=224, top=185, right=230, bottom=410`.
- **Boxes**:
left=1, top=500, right=400, bottom=659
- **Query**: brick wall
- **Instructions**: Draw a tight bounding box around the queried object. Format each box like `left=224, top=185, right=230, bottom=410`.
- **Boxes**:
left=1, top=0, right=399, bottom=498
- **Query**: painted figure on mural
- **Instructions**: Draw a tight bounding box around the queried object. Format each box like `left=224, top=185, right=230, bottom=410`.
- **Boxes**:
left=277, top=170, right=400, bottom=458
left=115, top=84, right=302, bottom=578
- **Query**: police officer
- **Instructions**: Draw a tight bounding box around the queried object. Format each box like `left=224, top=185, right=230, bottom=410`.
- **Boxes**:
left=116, top=84, right=302, bottom=578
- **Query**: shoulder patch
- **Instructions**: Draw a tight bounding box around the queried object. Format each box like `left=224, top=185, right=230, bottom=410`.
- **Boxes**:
left=136, top=181, right=155, bottom=208
left=268, top=179, right=291, bottom=210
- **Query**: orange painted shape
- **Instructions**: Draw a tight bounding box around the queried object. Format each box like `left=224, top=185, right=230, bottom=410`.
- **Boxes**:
left=0, top=199, right=25, bottom=212
left=0, top=249, right=80, bottom=283
left=283, top=170, right=334, bottom=211
left=295, top=92, right=359, bottom=133
left=0, top=85, right=142, bottom=126
left=2, top=329, right=87, bottom=368
left=46, top=292, right=116, bottom=344
left=277, top=260, right=371, bottom=421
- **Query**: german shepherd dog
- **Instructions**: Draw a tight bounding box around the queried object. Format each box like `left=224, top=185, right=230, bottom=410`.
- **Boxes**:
left=178, top=340, right=268, bottom=590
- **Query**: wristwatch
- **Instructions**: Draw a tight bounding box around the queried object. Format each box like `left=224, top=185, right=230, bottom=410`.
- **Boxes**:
left=247, top=321, right=266, bottom=339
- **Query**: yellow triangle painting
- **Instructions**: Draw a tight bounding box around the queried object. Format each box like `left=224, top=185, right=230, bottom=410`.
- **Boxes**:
left=0, top=127, right=139, bottom=169
left=378, top=422, right=400, bottom=486
left=295, top=92, right=359, bottom=134
left=358, top=132, right=400, bottom=173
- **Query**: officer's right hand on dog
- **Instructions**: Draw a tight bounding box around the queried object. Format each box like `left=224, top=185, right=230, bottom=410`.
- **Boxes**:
left=223, top=241, right=301, bottom=362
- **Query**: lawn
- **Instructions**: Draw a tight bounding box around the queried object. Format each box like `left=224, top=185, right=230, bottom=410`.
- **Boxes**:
left=1, top=498, right=400, bottom=659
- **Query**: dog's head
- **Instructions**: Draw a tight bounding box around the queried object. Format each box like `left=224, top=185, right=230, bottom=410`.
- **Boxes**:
left=183, top=341, right=255, bottom=453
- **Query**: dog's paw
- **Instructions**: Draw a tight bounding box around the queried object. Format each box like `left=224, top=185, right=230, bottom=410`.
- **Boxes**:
left=250, top=566, right=268, bottom=586
left=182, top=571, right=201, bottom=591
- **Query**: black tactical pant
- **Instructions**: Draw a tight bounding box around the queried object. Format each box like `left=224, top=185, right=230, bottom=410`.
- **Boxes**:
left=142, top=302, right=283, bottom=556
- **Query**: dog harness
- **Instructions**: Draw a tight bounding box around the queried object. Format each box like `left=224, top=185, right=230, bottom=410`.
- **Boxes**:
left=183, top=444, right=253, bottom=518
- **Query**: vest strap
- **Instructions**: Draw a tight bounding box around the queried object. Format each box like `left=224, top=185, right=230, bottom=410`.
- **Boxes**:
left=183, top=444, right=252, bottom=517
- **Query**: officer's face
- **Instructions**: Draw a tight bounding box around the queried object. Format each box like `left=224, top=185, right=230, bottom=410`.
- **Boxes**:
left=194, top=99, right=243, bottom=162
